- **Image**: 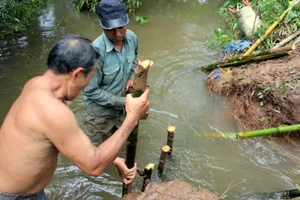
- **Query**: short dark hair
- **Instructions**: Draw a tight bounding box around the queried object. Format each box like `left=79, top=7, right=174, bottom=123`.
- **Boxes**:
left=47, top=34, right=100, bottom=76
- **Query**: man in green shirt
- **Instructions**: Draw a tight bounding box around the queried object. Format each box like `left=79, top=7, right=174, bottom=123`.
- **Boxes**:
left=83, top=0, right=138, bottom=146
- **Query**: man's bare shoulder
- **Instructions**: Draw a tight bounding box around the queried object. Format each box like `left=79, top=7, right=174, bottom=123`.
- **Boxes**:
left=21, top=77, right=66, bottom=109
left=18, top=76, right=75, bottom=132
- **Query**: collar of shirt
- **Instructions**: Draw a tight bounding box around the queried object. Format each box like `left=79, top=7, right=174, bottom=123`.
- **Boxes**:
left=104, top=32, right=131, bottom=53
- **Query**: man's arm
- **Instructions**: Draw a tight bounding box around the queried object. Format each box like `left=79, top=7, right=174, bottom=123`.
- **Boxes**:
left=83, top=65, right=124, bottom=108
left=43, top=89, right=149, bottom=176
left=113, top=157, right=137, bottom=184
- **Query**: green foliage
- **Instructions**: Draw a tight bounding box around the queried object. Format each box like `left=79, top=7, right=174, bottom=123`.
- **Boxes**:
left=257, top=84, right=271, bottom=107
left=259, top=116, right=266, bottom=122
left=135, top=16, right=149, bottom=25
left=74, top=0, right=149, bottom=24
left=74, top=0, right=148, bottom=25
left=75, top=0, right=98, bottom=12
left=274, top=66, right=298, bottom=95
left=75, top=0, right=143, bottom=15
left=125, top=0, right=142, bottom=15
left=209, top=1, right=239, bottom=49
left=0, top=0, right=47, bottom=39
left=211, top=0, right=300, bottom=51
left=259, top=116, right=272, bottom=123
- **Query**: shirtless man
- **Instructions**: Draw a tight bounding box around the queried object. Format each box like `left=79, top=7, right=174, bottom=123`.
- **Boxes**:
left=0, top=34, right=150, bottom=199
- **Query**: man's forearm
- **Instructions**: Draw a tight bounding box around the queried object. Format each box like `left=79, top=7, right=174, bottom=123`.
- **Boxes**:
left=92, top=117, right=138, bottom=175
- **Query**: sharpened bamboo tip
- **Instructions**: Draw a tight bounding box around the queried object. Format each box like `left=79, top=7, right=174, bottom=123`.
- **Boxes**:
left=167, top=126, right=176, bottom=133
left=144, top=163, right=155, bottom=170
left=162, top=145, right=171, bottom=152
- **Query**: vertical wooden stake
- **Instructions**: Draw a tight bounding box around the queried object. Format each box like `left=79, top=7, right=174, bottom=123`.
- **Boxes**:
left=141, top=163, right=155, bottom=192
left=157, top=145, right=171, bottom=174
left=122, top=59, right=154, bottom=197
left=166, top=126, right=176, bottom=155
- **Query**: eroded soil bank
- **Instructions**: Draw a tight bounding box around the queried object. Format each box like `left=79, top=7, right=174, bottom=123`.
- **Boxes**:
left=205, top=45, right=300, bottom=136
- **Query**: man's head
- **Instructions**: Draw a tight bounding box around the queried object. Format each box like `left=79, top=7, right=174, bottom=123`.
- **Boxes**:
left=97, top=0, right=129, bottom=30
left=98, top=0, right=129, bottom=45
left=47, top=34, right=100, bottom=100
left=47, top=34, right=100, bottom=76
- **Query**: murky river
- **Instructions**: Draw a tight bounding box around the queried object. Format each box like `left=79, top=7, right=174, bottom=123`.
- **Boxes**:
left=1, top=0, right=299, bottom=199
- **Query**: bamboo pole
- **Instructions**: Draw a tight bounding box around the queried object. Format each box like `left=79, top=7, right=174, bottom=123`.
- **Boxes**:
left=272, top=30, right=300, bottom=49
left=201, top=45, right=294, bottom=72
left=256, top=188, right=300, bottom=199
left=166, top=126, right=176, bottom=156
left=270, top=45, right=295, bottom=53
left=157, top=145, right=171, bottom=174
left=122, top=59, right=154, bottom=197
left=141, top=163, right=155, bottom=192
left=242, top=0, right=298, bottom=56
left=205, top=124, right=300, bottom=139
left=268, top=188, right=300, bottom=199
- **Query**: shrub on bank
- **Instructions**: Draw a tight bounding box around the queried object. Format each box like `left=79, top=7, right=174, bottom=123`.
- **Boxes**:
left=0, top=0, right=46, bottom=39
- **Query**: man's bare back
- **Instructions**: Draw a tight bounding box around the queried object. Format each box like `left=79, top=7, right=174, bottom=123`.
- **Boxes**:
left=0, top=76, right=64, bottom=194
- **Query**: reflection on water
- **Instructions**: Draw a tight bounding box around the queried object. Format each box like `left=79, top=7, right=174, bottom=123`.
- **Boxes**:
left=39, top=6, right=56, bottom=37
left=1, top=0, right=300, bottom=199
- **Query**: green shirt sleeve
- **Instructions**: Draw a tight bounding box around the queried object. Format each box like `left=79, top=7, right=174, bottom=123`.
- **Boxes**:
left=83, top=64, right=125, bottom=109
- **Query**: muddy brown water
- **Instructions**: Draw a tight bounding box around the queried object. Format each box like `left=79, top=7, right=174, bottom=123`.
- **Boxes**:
left=0, top=0, right=299, bottom=199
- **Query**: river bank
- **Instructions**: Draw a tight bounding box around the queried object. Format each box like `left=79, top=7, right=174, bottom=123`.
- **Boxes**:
left=205, top=44, right=300, bottom=138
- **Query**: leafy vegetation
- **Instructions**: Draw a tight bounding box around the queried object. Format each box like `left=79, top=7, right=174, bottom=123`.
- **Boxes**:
left=74, top=0, right=148, bottom=25
left=0, top=0, right=47, bottom=39
left=210, top=0, right=300, bottom=52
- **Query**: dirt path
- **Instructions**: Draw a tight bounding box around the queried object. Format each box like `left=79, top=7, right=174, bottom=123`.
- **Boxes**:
left=205, top=45, right=300, bottom=136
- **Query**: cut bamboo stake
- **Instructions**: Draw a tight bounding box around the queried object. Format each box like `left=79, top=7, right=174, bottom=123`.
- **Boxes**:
left=157, top=145, right=171, bottom=174
left=242, top=1, right=297, bottom=56
left=141, top=163, right=155, bottom=192
left=201, top=45, right=295, bottom=72
left=204, top=124, right=300, bottom=139
left=272, top=30, right=300, bottom=49
left=166, top=126, right=176, bottom=156
left=122, top=59, right=154, bottom=197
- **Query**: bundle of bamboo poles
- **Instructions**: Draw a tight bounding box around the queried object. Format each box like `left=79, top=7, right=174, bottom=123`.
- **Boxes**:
left=201, top=45, right=295, bottom=72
